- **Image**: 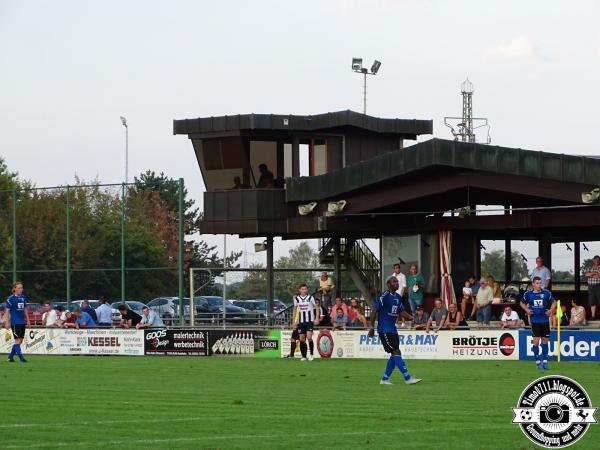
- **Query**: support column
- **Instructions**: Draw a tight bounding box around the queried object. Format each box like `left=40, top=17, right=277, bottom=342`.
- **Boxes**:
left=333, top=237, right=341, bottom=298
left=12, top=189, right=16, bottom=283
left=574, top=240, right=581, bottom=297
left=178, top=178, right=185, bottom=326
left=504, top=239, right=511, bottom=284
left=266, top=236, right=274, bottom=323
left=292, top=136, right=300, bottom=177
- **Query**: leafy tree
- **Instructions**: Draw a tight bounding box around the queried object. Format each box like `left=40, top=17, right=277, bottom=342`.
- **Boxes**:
left=481, top=249, right=528, bottom=282
left=0, top=158, right=18, bottom=288
left=552, top=270, right=574, bottom=282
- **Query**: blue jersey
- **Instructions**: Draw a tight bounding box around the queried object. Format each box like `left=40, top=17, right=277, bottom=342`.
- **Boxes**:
left=521, top=289, right=554, bottom=324
left=374, top=291, right=404, bottom=333
left=76, top=312, right=96, bottom=328
left=6, top=294, right=27, bottom=325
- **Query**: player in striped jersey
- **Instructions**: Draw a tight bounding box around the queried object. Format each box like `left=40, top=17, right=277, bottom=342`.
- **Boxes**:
left=292, top=283, right=320, bottom=361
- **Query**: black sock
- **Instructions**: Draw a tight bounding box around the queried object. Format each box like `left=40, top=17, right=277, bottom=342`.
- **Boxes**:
left=309, top=340, right=314, bottom=356
left=290, top=341, right=296, bottom=357
left=300, top=341, right=307, bottom=358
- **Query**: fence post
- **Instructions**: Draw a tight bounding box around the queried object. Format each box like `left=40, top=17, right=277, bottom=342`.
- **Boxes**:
left=121, top=183, right=126, bottom=303
left=178, top=178, right=185, bottom=326
left=12, top=189, right=17, bottom=283
left=189, top=268, right=195, bottom=326
left=66, top=186, right=71, bottom=307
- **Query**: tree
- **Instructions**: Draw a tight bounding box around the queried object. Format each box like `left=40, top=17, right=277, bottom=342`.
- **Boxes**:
left=0, top=158, right=18, bottom=289
left=481, top=250, right=528, bottom=282
left=273, top=242, right=320, bottom=302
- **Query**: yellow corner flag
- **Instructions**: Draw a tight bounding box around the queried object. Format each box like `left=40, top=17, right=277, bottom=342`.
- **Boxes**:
left=556, top=300, right=562, bottom=364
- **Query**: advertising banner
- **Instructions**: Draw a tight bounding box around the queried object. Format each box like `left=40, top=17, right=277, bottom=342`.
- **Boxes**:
left=144, top=329, right=208, bottom=356
left=519, top=330, right=600, bottom=362
left=209, top=330, right=281, bottom=357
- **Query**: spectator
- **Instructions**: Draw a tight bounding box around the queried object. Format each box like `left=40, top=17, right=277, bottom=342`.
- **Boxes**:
left=500, top=306, right=523, bottom=329
left=425, top=299, right=447, bottom=333
left=81, top=300, right=98, bottom=324
left=42, top=301, right=59, bottom=328
left=446, top=303, right=467, bottom=329
left=486, top=275, right=502, bottom=301
left=73, top=307, right=96, bottom=329
left=529, top=256, right=551, bottom=289
left=95, top=296, right=113, bottom=327
left=412, top=306, right=429, bottom=330
left=136, top=306, right=165, bottom=329
left=407, top=264, right=425, bottom=313
left=318, top=272, right=335, bottom=306
left=390, top=264, right=407, bottom=299
left=329, top=296, right=348, bottom=318
left=584, top=255, right=600, bottom=320
left=332, top=308, right=348, bottom=330
left=256, top=164, right=275, bottom=188
left=54, top=305, right=67, bottom=328
left=63, top=309, right=77, bottom=328
left=551, top=303, right=569, bottom=328
left=570, top=299, right=586, bottom=326
left=471, top=278, right=494, bottom=326
left=460, top=279, right=473, bottom=318
left=231, top=176, right=243, bottom=189
left=118, top=304, right=142, bottom=329
left=313, top=298, right=331, bottom=327
left=347, top=298, right=367, bottom=328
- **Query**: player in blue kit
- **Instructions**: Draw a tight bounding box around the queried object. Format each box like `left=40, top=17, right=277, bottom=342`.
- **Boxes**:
left=3, top=281, right=31, bottom=362
left=368, top=276, right=422, bottom=385
left=520, top=276, right=556, bottom=371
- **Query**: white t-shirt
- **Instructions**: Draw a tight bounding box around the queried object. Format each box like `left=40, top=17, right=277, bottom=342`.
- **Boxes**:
left=462, top=287, right=472, bottom=296
left=391, top=272, right=407, bottom=294
left=501, top=311, right=520, bottom=322
left=43, top=310, right=58, bottom=327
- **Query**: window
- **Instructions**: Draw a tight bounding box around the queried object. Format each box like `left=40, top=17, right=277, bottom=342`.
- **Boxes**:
left=551, top=242, right=575, bottom=291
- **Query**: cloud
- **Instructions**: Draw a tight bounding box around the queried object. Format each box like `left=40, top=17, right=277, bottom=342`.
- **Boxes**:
left=484, top=36, right=534, bottom=60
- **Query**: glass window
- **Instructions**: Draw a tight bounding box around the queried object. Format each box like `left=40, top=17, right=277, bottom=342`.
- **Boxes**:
left=581, top=241, right=600, bottom=290
left=480, top=240, right=505, bottom=282
left=551, top=242, right=575, bottom=291
left=250, top=141, right=277, bottom=187
left=311, top=139, right=327, bottom=176
left=193, top=138, right=245, bottom=191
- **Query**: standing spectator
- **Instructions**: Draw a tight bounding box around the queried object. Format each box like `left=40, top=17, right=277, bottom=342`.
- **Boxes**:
left=81, top=300, right=98, bottom=324
left=529, top=256, right=552, bottom=289
left=329, top=297, right=348, bottom=318
left=95, top=296, right=113, bottom=327
left=42, top=301, right=59, bottom=327
left=256, top=163, right=275, bottom=188
left=473, top=278, right=494, bottom=326
left=407, top=264, right=425, bottom=313
left=347, top=298, right=367, bottom=328
left=332, top=308, right=348, bottom=330
left=73, top=308, right=96, bottom=329
left=584, top=255, right=600, bottom=320
left=390, top=264, right=407, bottom=299
left=313, top=298, right=331, bottom=327
left=317, top=272, right=335, bottom=306
left=460, top=279, right=473, bottom=318
left=446, top=303, right=467, bottom=329
left=136, top=306, right=165, bottom=328
left=570, top=299, right=586, bottom=326
left=500, top=306, right=523, bottom=328
left=425, top=299, right=447, bottom=333
left=412, top=306, right=429, bottom=330
left=118, top=304, right=142, bottom=329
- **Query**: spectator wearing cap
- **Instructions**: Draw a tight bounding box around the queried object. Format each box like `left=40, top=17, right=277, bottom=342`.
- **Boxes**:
left=74, top=308, right=96, bottom=329
left=42, top=301, right=59, bottom=328
left=472, top=277, right=494, bottom=326
left=118, top=304, right=142, bottom=329
left=412, top=306, right=429, bottom=330
left=136, top=306, right=165, bottom=329
left=529, top=256, right=552, bottom=289
left=95, top=296, right=113, bottom=327
left=584, top=255, right=600, bottom=320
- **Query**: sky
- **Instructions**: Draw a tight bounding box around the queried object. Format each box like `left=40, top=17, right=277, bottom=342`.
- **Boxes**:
left=1, top=0, right=599, bottom=270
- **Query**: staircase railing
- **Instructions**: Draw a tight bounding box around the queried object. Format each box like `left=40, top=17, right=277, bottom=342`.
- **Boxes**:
left=347, top=239, right=381, bottom=296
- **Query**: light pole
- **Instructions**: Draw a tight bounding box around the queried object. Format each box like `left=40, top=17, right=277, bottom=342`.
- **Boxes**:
left=120, top=116, right=128, bottom=183
left=351, top=58, right=381, bottom=114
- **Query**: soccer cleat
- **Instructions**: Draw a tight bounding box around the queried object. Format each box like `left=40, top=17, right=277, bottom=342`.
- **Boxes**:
left=536, top=363, right=544, bottom=371
left=307, top=355, right=314, bottom=361
left=300, top=357, right=307, bottom=361
left=542, top=362, right=549, bottom=370
left=7, top=357, right=15, bottom=363
left=380, top=379, right=393, bottom=385
left=405, top=377, right=422, bottom=385
left=19, top=358, right=27, bottom=363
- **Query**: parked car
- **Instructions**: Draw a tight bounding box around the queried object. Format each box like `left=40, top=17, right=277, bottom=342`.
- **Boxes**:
left=71, top=299, right=100, bottom=309
left=193, top=296, right=258, bottom=324
left=147, top=297, right=180, bottom=324
left=231, top=299, right=287, bottom=316
left=111, top=301, right=148, bottom=323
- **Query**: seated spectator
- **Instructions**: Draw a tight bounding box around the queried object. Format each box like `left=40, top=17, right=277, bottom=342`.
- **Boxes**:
left=551, top=303, right=570, bottom=328
left=486, top=275, right=503, bottom=302
left=331, top=308, right=348, bottom=330
left=118, top=304, right=142, bottom=329
left=95, top=296, right=113, bottom=327
left=329, top=296, right=347, bottom=318
left=425, top=299, right=448, bottom=333
left=446, top=303, right=468, bottom=329
left=81, top=300, right=98, bottom=324
left=73, top=307, right=96, bottom=329
left=460, top=279, right=473, bottom=317
left=54, top=305, right=67, bottom=327
left=318, top=272, right=335, bottom=306
left=570, top=299, right=586, bottom=326
left=500, top=306, right=524, bottom=329
left=42, top=301, right=59, bottom=328
left=63, top=309, right=77, bottom=328
left=231, top=176, right=243, bottom=189
left=136, top=306, right=165, bottom=329
left=412, top=306, right=429, bottom=330
left=347, top=298, right=367, bottom=328
left=314, top=298, right=331, bottom=327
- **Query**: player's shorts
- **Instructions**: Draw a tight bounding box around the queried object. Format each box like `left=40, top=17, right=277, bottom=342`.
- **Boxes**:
left=297, top=321, right=314, bottom=335
left=379, top=332, right=400, bottom=353
left=531, top=322, right=550, bottom=338
left=11, top=324, right=26, bottom=340
left=291, top=328, right=300, bottom=340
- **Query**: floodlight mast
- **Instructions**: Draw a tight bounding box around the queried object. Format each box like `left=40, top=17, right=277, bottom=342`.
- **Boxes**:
left=351, top=58, right=381, bottom=114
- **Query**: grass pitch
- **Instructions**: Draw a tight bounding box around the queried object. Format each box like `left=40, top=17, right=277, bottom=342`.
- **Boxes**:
left=3, top=356, right=599, bottom=449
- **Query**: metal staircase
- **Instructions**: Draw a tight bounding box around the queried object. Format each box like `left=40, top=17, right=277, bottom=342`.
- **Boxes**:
left=319, top=238, right=381, bottom=305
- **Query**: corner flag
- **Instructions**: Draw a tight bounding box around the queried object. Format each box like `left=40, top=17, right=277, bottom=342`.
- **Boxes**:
left=556, top=300, right=562, bottom=363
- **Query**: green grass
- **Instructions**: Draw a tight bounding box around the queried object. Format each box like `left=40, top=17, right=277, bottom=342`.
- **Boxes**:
left=3, top=356, right=600, bottom=449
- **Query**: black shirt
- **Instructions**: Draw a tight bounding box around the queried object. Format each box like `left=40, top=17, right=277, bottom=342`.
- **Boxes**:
left=122, top=310, right=142, bottom=326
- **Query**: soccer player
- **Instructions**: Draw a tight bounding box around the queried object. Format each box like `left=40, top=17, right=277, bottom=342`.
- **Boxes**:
left=368, top=276, right=421, bottom=385
left=292, top=283, right=320, bottom=361
left=3, top=281, right=31, bottom=363
left=520, top=276, right=556, bottom=371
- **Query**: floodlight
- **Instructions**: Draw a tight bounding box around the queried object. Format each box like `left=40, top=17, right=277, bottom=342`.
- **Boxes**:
left=352, top=57, right=363, bottom=71
left=581, top=187, right=600, bottom=204
left=457, top=206, right=471, bottom=219
left=120, top=116, right=128, bottom=127
left=327, top=200, right=347, bottom=214
left=371, top=60, right=381, bottom=74
left=298, top=202, right=317, bottom=216
left=254, top=241, right=267, bottom=252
